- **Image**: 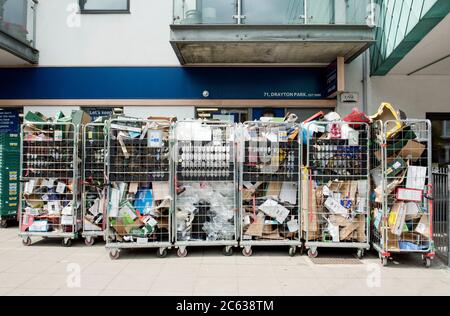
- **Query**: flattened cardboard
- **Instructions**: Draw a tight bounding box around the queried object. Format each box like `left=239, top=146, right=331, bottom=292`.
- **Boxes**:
left=398, top=140, right=425, bottom=162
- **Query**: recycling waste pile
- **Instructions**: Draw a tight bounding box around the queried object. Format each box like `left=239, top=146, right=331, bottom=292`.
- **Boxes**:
left=303, top=110, right=370, bottom=259
left=370, top=103, right=434, bottom=267
left=174, top=120, right=238, bottom=257
left=239, top=117, right=301, bottom=257
left=19, top=110, right=89, bottom=247
left=5, top=105, right=437, bottom=267
left=105, top=118, right=173, bottom=259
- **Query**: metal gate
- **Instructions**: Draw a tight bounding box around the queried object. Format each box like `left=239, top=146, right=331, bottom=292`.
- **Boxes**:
left=173, top=120, right=239, bottom=257
left=432, top=166, right=449, bottom=266
left=105, top=118, right=173, bottom=259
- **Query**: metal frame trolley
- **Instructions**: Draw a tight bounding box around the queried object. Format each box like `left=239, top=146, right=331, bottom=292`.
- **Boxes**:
left=304, top=121, right=371, bottom=259
left=105, top=118, right=173, bottom=259
left=0, top=132, right=20, bottom=228
left=173, top=120, right=239, bottom=257
left=82, top=122, right=107, bottom=246
left=239, top=121, right=301, bottom=257
left=370, top=119, right=434, bottom=267
left=19, top=122, right=82, bottom=247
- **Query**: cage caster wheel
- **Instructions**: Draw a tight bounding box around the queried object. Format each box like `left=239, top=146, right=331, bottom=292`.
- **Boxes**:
left=109, top=249, right=120, bottom=260
left=177, top=248, right=188, bottom=258
left=223, top=246, right=233, bottom=256
left=22, top=237, right=32, bottom=246
left=381, top=257, right=388, bottom=267
left=289, top=247, right=296, bottom=257
left=357, top=249, right=365, bottom=259
left=84, top=237, right=95, bottom=246
left=307, top=249, right=318, bottom=258
left=62, top=238, right=72, bottom=247
left=0, top=219, right=7, bottom=228
left=157, top=248, right=168, bottom=258
left=242, top=248, right=252, bottom=257
left=424, top=257, right=432, bottom=268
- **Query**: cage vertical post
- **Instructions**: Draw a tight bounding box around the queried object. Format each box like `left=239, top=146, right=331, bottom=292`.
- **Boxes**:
left=173, top=120, right=239, bottom=257
left=239, top=121, right=301, bottom=257
left=105, top=118, right=173, bottom=259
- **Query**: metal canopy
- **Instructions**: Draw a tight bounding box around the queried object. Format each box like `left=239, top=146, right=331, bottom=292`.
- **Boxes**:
left=0, top=31, right=39, bottom=65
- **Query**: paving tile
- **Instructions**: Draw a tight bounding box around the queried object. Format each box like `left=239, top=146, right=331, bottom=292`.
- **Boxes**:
left=105, top=273, right=156, bottom=291
left=194, top=277, right=238, bottom=293
left=0, top=272, right=34, bottom=288
left=149, top=276, right=197, bottom=292
left=101, top=289, right=148, bottom=296
left=20, top=274, right=67, bottom=290
left=53, top=288, right=102, bottom=296
left=6, top=288, right=57, bottom=296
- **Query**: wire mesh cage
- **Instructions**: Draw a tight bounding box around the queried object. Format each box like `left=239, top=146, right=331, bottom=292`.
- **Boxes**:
left=82, top=123, right=107, bottom=246
left=304, top=121, right=370, bottom=259
left=239, top=121, right=301, bottom=257
left=105, top=118, right=173, bottom=259
left=0, top=132, right=20, bottom=228
left=19, top=122, right=82, bottom=247
left=371, top=119, right=434, bottom=267
left=173, top=120, right=238, bottom=257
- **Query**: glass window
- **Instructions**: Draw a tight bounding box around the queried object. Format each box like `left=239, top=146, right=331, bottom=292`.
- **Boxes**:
left=79, top=0, right=130, bottom=13
left=243, top=0, right=305, bottom=25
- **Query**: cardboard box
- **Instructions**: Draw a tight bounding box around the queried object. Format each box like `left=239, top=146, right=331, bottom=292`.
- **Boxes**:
left=388, top=202, right=406, bottom=236
left=415, top=214, right=430, bottom=239
left=398, top=140, right=425, bottom=162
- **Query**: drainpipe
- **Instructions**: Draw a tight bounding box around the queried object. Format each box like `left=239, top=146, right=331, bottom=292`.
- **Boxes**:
left=362, top=50, right=370, bottom=113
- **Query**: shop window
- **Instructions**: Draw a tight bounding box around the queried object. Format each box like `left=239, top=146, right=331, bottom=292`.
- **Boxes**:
left=79, top=0, right=130, bottom=14
left=442, top=121, right=450, bottom=138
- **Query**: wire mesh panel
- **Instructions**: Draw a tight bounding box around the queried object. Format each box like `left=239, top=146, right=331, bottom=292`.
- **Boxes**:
left=382, top=120, right=434, bottom=267
left=19, top=122, right=81, bottom=247
left=304, top=121, right=370, bottom=259
left=105, top=118, right=173, bottom=259
left=239, top=121, right=301, bottom=257
left=82, top=123, right=107, bottom=245
left=173, top=120, right=238, bottom=257
left=0, top=133, right=20, bottom=228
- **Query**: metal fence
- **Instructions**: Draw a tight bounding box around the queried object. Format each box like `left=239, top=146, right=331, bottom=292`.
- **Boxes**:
left=432, top=166, right=449, bottom=266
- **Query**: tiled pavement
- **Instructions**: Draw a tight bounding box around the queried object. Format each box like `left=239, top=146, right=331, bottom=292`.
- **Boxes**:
left=0, top=227, right=449, bottom=296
